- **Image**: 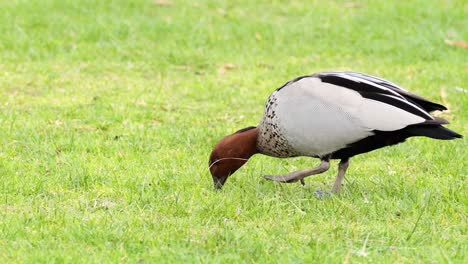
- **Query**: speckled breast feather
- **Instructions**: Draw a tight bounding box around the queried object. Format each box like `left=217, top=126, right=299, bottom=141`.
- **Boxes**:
left=256, top=91, right=299, bottom=158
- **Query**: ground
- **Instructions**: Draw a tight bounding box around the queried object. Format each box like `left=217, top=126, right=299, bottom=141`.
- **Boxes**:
left=0, top=0, right=467, bottom=263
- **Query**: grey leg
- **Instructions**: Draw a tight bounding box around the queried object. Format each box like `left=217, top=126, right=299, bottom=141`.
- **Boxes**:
left=331, top=159, right=349, bottom=193
left=264, top=159, right=330, bottom=184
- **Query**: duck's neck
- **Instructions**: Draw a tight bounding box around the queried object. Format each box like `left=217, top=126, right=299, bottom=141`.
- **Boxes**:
left=231, top=127, right=259, bottom=159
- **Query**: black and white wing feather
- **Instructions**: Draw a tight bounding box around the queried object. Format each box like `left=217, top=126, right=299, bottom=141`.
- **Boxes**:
left=315, top=71, right=447, bottom=112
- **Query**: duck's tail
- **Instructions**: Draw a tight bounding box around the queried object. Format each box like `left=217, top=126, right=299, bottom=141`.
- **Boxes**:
left=407, top=124, right=462, bottom=140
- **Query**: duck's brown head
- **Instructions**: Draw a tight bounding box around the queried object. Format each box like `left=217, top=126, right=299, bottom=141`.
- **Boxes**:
left=209, top=126, right=259, bottom=189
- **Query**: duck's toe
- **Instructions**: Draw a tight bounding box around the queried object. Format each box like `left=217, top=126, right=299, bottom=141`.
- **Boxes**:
left=263, top=175, right=299, bottom=183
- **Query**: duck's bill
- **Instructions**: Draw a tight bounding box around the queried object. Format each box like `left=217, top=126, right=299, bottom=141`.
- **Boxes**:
left=213, top=176, right=226, bottom=190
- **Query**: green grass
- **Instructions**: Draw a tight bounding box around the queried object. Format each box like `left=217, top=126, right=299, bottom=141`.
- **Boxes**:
left=0, top=0, right=467, bottom=262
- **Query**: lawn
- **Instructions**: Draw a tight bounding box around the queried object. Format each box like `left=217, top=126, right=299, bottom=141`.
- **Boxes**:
left=0, top=0, right=467, bottom=263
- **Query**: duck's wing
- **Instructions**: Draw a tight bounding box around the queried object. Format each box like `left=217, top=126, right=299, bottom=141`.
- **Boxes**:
left=284, top=72, right=447, bottom=132
left=318, top=71, right=447, bottom=112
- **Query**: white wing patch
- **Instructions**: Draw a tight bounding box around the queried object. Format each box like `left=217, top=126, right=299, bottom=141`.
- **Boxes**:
left=358, top=98, right=425, bottom=131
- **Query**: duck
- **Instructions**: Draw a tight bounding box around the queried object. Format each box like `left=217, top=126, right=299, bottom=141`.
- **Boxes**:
left=209, top=71, right=462, bottom=193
